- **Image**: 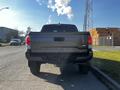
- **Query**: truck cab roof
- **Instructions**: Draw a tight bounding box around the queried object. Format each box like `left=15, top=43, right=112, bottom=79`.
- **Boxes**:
left=41, top=24, right=78, bottom=32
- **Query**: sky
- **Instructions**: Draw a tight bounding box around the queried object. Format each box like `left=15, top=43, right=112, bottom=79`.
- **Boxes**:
left=0, top=0, right=120, bottom=32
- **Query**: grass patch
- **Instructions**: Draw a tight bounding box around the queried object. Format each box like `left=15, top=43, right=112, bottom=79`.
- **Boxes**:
left=93, top=50, right=120, bottom=84
left=94, top=51, right=120, bottom=62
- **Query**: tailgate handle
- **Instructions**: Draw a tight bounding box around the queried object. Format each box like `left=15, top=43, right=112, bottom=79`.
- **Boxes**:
left=54, top=37, right=64, bottom=42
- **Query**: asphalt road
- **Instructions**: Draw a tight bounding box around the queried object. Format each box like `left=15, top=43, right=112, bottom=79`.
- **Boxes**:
left=0, top=46, right=109, bottom=90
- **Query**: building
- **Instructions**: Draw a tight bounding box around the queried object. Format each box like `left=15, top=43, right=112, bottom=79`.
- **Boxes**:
left=0, top=27, right=18, bottom=42
left=89, top=28, right=120, bottom=46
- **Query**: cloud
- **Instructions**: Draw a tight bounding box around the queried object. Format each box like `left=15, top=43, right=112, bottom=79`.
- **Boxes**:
left=36, top=0, right=46, bottom=6
left=36, top=0, right=74, bottom=19
left=47, top=0, right=73, bottom=19
left=46, top=15, right=52, bottom=24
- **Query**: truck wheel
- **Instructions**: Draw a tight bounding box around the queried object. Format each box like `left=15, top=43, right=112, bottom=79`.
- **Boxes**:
left=29, top=61, right=41, bottom=75
left=60, top=67, right=64, bottom=74
left=78, top=63, right=90, bottom=75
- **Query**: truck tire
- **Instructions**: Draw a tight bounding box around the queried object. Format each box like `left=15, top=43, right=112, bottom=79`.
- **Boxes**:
left=28, top=61, right=41, bottom=75
left=78, top=63, right=90, bottom=75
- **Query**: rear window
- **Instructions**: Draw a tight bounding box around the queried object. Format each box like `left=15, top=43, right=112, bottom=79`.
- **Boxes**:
left=41, top=24, right=78, bottom=32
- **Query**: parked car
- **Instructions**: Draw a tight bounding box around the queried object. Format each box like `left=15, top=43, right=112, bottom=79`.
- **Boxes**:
left=25, top=24, right=93, bottom=75
left=9, top=39, right=21, bottom=46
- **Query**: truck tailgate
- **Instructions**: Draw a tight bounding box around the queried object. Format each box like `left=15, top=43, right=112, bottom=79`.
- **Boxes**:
left=29, top=32, right=89, bottom=53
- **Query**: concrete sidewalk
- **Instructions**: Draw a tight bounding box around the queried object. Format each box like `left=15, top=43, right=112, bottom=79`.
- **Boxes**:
left=93, top=46, right=120, bottom=51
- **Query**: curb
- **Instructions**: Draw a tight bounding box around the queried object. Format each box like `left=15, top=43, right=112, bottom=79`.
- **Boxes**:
left=0, top=43, right=9, bottom=47
left=91, top=66, right=120, bottom=90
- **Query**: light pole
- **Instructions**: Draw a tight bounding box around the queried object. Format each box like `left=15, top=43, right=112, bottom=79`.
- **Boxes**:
left=0, top=7, right=9, bottom=11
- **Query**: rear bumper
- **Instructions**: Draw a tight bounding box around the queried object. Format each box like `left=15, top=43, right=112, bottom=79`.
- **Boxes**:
left=25, top=49, right=93, bottom=64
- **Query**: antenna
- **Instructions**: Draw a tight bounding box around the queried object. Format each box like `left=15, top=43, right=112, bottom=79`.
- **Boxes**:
left=83, top=0, right=93, bottom=31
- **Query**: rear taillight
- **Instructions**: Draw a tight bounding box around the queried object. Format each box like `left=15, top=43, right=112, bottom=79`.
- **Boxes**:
left=25, top=35, right=31, bottom=46
left=88, top=36, right=92, bottom=45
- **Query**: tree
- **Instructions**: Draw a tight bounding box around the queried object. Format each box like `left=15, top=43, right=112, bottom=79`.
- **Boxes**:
left=18, top=30, right=25, bottom=36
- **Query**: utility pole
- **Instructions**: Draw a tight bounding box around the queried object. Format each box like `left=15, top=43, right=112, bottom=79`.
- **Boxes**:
left=111, top=33, right=114, bottom=46
left=83, top=0, right=93, bottom=31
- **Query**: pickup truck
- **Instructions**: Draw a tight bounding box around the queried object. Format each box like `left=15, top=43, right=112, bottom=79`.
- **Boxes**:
left=25, top=24, right=93, bottom=75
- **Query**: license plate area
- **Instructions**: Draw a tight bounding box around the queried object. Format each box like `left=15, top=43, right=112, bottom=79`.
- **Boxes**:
left=54, top=37, right=64, bottom=42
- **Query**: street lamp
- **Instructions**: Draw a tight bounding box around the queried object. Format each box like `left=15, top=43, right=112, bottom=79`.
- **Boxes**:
left=0, top=7, right=9, bottom=11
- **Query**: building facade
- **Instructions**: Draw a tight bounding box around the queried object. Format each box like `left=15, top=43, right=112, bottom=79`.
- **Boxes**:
left=0, top=27, right=18, bottom=42
left=89, top=28, right=120, bottom=46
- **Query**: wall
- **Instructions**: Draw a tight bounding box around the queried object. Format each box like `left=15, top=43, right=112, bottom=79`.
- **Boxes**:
left=89, top=28, right=120, bottom=46
left=0, top=27, right=18, bottom=42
